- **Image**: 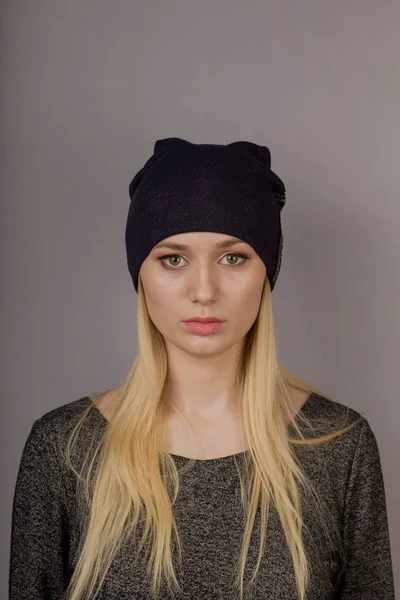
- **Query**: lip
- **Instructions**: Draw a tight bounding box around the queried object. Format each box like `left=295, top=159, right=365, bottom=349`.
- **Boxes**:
left=182, top=321, right=225, bottom=336
left=183, top=317, right=224, bottom=323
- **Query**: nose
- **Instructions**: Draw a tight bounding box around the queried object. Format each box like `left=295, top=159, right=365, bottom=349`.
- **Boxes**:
left=188, top=263, right=219, bottom=303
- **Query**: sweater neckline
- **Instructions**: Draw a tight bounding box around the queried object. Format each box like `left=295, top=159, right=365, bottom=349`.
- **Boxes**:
left=85, top=392, right=317, bottom=464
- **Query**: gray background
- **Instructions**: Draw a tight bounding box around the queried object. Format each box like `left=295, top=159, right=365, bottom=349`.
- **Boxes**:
left=2, top=0, right=399, bottom=595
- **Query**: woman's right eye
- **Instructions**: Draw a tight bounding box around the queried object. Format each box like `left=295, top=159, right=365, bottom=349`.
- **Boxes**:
left=159, top=254, right=188, bottom=269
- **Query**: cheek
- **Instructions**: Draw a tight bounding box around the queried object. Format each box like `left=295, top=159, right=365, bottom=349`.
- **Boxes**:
left=144, top=287, right=179, bottom=331
left=240, top=294, right=262, bottom=323
left=230, top=285, right=263, bottom=330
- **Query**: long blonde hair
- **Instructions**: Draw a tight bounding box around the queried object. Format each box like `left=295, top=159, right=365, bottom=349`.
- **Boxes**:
left=61, top=275, right=361, bottom=600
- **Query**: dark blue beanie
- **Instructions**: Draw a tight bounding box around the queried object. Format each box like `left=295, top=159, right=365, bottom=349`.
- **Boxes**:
left=125, top=137, right=286, bottom=293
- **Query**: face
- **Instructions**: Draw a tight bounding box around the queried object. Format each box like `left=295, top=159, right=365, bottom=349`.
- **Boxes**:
left=138, top=232, right=267, bottom=357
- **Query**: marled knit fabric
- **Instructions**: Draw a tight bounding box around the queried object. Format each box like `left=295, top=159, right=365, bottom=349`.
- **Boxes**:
left=9, top=392, right=395, bottom=599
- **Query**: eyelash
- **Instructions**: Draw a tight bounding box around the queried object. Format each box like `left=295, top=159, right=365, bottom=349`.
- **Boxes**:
left=158, top=252, right=249, bottom=270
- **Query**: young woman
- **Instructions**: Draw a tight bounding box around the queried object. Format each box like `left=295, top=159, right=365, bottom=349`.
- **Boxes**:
left=9, top=138, right=395, bottom=600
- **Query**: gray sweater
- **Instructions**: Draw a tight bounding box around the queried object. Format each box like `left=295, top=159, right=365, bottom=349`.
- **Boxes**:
left=9, top=392, right=396, bottom=599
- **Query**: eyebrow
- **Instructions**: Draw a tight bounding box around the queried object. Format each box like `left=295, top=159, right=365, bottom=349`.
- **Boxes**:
left=153, top=238, right=246, bottom=251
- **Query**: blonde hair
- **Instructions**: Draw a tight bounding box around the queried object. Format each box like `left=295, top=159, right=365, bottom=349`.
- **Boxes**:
left=61, top=275, right=362, bottom=600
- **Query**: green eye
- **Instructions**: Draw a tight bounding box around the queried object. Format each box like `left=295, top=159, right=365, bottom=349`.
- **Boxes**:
left=160, top=255, right=186, bottom=268
left=221, top=253, right=248, bottom=265
left=159, top=253, right=249, bottom=269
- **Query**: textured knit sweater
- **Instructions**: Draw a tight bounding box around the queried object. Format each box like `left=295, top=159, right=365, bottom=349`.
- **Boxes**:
left=9, top=392, right=396, bottom=599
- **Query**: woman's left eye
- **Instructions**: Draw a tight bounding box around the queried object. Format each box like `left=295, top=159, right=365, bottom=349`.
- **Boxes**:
left=220, top=253, right=249, bottom=265
left=159, top=252, right=249, bottom=269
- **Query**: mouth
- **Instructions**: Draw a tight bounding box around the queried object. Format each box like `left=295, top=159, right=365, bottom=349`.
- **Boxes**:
left=183, top=317, right=224, bottom=323
left=182, top=320, right=225, bottom=336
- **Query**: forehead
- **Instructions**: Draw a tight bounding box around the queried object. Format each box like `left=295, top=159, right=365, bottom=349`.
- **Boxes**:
left=153, top=232, right=250, bottom=251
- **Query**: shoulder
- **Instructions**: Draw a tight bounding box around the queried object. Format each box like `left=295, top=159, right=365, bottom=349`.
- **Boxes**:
left=34, top=395, right=92, bottom=427
left=306, top=391, right=364, bottom=423
left=22, top=396, right=95, bottom=459
left=305, top=391, right=367, bottom=431
left=12, top=399, right=95, bottom=526
left=300, top=392, right=377, bottom=464
left=18, top=396, right=103, bottom=484
left=296, top=394, right=386, bottom=506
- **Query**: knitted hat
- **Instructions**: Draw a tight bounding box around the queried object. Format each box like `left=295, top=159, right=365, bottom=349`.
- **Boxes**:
left=125, top=137, right=286, bottom=293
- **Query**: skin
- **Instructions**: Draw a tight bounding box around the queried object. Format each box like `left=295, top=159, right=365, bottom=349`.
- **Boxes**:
left=97, top=232, right=309, bottom=458
left=137, top=231, right=267, bottom=457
